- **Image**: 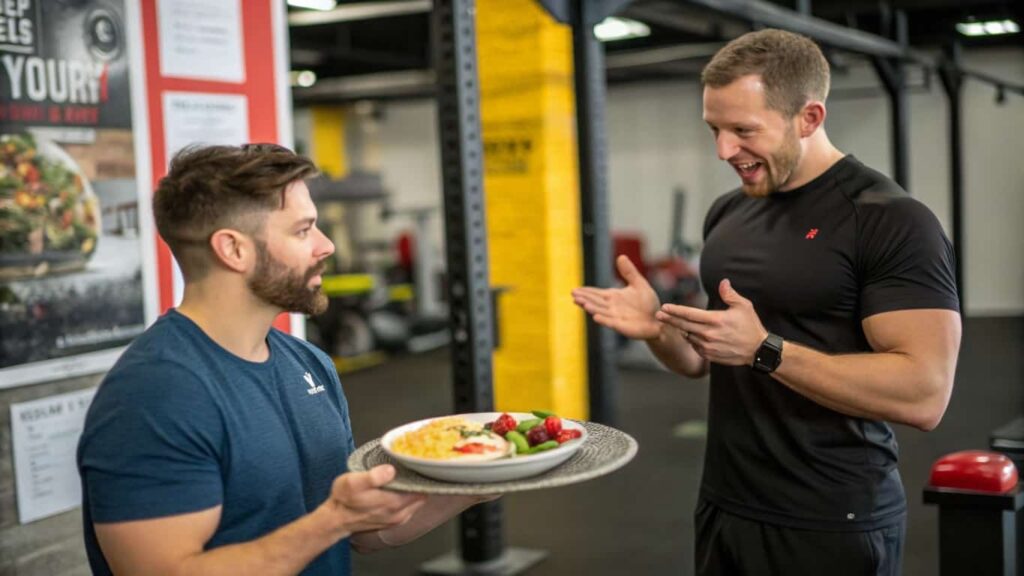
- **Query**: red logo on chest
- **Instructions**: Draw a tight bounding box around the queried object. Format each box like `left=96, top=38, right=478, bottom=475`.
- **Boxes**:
left=805, top=228, right=819, bottom=239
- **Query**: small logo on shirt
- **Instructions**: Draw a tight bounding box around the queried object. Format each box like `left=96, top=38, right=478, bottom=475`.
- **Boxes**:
left=304, top=372, right=325, bottom=395
left=805, top=228, right=819, bottom=240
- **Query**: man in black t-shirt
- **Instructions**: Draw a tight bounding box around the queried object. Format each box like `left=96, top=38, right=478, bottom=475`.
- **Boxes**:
left=573, top=30, right=960, bottom=576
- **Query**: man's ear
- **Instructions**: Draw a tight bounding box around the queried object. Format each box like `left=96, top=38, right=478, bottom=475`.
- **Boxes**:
left=209, top=229, right=256, bottom=273
left=797, top=101, right=827, bottom=138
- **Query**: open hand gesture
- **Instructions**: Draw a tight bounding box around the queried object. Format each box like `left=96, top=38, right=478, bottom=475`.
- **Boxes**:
left=572, top=255, right=661, bottom=340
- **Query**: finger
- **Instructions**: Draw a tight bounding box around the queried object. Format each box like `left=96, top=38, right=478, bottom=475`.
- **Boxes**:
left=388, top=494, right=428, bottom=519
left=573, top=292, right=613, bottom=314
left=661, top=303, right=715, bottom=324
left=353, top=489, right=425, bottom=515
left=368, top=464, right=397, bottom=487
left=573, top=287, right=612, bottom=300
left=655, top=311, right=708, bottom=335
left=592, top=313, right=627, bottom=333
left=616, top=255, right=641, bottom=283
left=719, top=278, right=749, bottom=307
left=581, top=300, right=612, bottom=316
left=341, top=465, right=396, bottom=495
left=572, top=290, right=606, bottom=307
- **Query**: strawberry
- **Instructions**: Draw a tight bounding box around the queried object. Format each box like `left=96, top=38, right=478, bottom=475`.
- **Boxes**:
left=555, top=429, right=582, bottom=444
left=544, top=415, right=562, bottom=437
left=491, top=412, right=517, bottom=437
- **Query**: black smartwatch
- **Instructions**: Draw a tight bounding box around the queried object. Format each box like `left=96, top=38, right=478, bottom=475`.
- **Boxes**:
left=752, top=333, right=784, bottom=373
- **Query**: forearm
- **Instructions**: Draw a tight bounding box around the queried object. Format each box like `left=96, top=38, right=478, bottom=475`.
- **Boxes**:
left=646, top=323, right=708, bottom=378
left=175, top=506, right=347, bottom=576
left=772, top=341, right=951, bottom=430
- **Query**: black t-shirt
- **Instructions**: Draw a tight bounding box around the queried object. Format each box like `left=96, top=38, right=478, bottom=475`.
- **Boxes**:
left=698, top=155, right=959, bottom=531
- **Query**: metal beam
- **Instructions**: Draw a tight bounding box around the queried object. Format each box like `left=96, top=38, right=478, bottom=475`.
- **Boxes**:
left=292, top=70, right=435, bottom=103
left=623, top=2, right=747, bottom=38
left=425, top=2, right=546, bottom=574
left=938, top=42, right=965, bottom=309
left=430, top=0, right=501, bottom=566
left=572, top=0, right=621, bottom=426
left=539, top=0, right=633, bottom=25
left=605, top=42, right=725, bottom=69
left=683, top=0, right=912, bottom=59
left=289, top=0, right=430, bottom=27
left=870, top=9, right=910, bottom=191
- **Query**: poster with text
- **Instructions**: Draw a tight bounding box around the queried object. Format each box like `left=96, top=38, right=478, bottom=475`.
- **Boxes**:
left=0, top=0, right=149, bottom=388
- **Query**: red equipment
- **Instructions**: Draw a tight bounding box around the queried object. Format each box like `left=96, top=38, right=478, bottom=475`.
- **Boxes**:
left=928, top=450, right=1019, bottom=493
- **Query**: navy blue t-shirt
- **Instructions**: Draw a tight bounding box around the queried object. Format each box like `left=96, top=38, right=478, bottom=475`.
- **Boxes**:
left=77, top=310, right=356, bottom=575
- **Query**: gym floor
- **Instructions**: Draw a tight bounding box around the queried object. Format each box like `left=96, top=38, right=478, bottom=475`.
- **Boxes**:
left=345, top=316, right=1024, bottom=576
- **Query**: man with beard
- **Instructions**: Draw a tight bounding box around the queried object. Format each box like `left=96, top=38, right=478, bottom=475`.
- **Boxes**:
left=78, top=144, right=487, bottom=576
left=573, top=29, right=960, bottom=575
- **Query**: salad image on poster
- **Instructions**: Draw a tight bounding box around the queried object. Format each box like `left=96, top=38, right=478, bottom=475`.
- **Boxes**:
left=0, top=133, right=100, bottom=277
left=0, top=0, right=148, bottom=385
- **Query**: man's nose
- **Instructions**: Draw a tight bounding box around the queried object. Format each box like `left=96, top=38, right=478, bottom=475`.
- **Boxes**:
left=716, top=133, right=739, bottom=161
left=315, top=227, right=335, bottom=258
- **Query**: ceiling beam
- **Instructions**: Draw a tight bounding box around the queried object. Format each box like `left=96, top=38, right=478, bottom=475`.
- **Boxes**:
left=683, top=0, right=913, bottom=58
left=288, top=0, right=430, bottom=27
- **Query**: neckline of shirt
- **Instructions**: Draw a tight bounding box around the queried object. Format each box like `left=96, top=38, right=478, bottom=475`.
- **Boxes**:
left=766, top=154, right=857, bottom=200
left=166, top=308, right=277, bottom=370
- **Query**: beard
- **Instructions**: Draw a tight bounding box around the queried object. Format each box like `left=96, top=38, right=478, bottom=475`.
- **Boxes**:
left=743, top=125, right=802, bottom=198
left=248, top=244, right=329, bottom=316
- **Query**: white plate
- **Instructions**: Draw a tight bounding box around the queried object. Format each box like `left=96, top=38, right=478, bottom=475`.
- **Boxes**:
left=380, top=412, right=588, bottom=483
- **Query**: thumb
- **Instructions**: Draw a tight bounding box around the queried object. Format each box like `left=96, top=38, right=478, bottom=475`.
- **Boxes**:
left=347, top=465, right=396, bottom=492
left=368, top=464, right=397, bottom=487
left=616, top=255, right=643, bottom=285
left=719, top=279, right=747, bottom=306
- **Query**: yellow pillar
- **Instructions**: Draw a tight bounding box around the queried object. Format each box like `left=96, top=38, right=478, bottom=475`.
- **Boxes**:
left=477, top=0, right=588, bottom=419
left=310, top=106, right=348, bottom=178
left=309, top=106, right=353, bottom=270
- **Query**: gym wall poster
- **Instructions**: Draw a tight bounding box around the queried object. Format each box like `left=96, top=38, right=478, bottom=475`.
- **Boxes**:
left=0, top=0, right=158, bottom=388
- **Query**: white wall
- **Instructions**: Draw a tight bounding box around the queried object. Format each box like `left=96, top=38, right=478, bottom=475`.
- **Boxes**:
left=296, top=46, right=1023, bottom=316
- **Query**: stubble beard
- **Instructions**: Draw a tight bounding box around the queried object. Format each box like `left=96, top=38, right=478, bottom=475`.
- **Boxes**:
left=248, top=243, right=329, bottom=316
left=742, top=126, right=802, bottom=198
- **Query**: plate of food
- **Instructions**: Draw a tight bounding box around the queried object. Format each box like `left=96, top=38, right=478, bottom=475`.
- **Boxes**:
left=0, top=133, right=100, bottom=280
left=382, top=411, right=587, bottom=483
left=349, top=411, right=638, bottom=495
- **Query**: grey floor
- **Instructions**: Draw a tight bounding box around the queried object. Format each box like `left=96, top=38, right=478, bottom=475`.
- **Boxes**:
left=344, top=317, right=1024, bottom=576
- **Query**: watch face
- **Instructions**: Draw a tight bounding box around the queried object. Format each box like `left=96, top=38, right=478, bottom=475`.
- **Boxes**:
left=753, top=335, right=783, bottom=373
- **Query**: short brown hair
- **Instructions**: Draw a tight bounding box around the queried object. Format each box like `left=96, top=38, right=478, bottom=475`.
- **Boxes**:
left=153, top=143, right=318, bottom=280
left=701, top=29, right=830, bottom=117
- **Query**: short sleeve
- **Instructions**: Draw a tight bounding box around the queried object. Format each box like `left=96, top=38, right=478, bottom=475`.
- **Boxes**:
left=858, top=196, right=960, bottom=319
left=78, top=361, right=225, bottom=523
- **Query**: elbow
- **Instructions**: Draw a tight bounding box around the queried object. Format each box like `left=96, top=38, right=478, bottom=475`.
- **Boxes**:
left=908, top=376, right=954, bottom=432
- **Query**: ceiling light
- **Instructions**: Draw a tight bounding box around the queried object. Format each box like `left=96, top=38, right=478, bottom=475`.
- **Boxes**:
left=290, top=70, right=317, bottom=88
left=287, top=0, right=338, bottom=10
left=594, top=17, right=651, bottom=42
left=956, top=19, right=1019, bottom=37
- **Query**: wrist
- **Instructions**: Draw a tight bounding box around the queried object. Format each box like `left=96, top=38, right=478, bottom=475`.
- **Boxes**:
left=313, top=500, right=353, bottom=541
left=751, top=333, right=784, bottom=374
left=644, top=320, right=671, bottom=343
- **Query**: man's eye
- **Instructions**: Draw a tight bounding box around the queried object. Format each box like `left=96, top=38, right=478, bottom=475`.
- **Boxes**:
left=297, top=228, right=310, bottom=238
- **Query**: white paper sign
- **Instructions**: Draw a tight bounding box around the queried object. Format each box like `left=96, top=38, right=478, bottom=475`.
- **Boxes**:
left=157, top=0, right=245, bottom=83
left=11, top=388, right=97, bottom=524
left=163, top=92, right=250, bottom=163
